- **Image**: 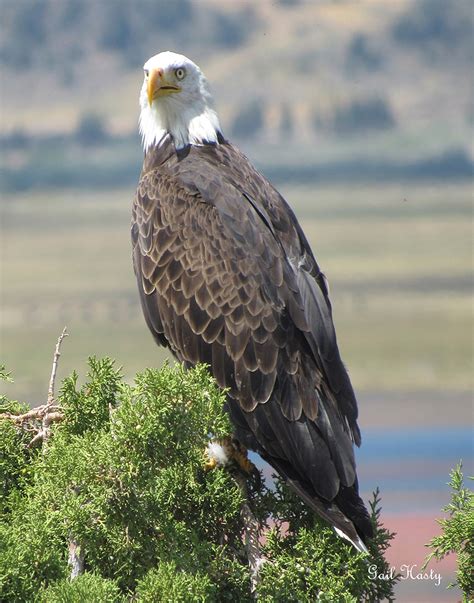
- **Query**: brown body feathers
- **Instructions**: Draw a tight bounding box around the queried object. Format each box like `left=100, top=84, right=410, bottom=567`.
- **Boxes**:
left=132, top=134, right=373, bottom=550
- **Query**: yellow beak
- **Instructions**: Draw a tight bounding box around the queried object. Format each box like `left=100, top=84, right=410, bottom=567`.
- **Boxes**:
left=147, top=68, right=162, bottom=106
left=147, top=68, right=180, bottom=106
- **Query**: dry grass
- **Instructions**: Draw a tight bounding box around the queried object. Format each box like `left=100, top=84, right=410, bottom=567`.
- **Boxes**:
left=1, top=182, right=472, bottom=404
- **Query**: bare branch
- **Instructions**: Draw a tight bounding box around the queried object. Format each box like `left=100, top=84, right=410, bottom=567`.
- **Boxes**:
left=68, top=538, right=84, bottom=580
left=47, top=327, right=68, bottom=406
left=28, top=430, right=46, bottom=448
left=0, top=328, right=68, bottom=449
left=2, top=405, right=61, bottom=424
left=205, top=436, right=267, bottom=593
left=235, top=472, right=266, bottom=595
left=42, top=327, right=68, bottom=448
left=44, top=411, right=64, bottom=424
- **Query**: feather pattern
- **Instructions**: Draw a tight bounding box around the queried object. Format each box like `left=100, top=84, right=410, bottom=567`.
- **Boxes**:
left=132, top=133, right=372, bottom=547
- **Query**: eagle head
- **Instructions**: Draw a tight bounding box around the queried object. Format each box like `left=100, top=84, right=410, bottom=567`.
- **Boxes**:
left=139, top=51, right=222, bottom=151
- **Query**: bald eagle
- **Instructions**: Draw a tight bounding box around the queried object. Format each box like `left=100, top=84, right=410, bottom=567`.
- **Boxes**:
left=132, top=51, right=373, bottom=553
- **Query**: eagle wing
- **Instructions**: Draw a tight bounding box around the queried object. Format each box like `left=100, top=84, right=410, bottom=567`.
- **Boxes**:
left=132, top=143, right=369, bottom=540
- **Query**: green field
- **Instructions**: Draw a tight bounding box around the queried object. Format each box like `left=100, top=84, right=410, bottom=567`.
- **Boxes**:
left=1, top=182, right=472, bottom=407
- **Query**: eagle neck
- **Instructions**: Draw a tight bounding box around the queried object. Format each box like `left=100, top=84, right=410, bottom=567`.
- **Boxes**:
left=140, top=99, right=222, bottom=152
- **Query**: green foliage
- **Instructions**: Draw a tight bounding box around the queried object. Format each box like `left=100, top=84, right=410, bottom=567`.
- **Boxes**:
left=38, top=572, right=123, bottom=603
left=134, top=561, right=216, bottom=602
left=1, top=359, right=396, bottom=601
left=424, top=462, right=474, bottom=600
left=0, top=410, right=31, bottom=514
left=0, top=365, right=14, bottom=384
left=59, top=356, right=121, bottom=435
left=0, top=367, right=33, bottom=516
left=257, top=483, right=396, bottom=602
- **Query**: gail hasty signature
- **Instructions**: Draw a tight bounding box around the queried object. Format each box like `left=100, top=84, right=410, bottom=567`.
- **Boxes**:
left=368, top=564, right=442, bottom=587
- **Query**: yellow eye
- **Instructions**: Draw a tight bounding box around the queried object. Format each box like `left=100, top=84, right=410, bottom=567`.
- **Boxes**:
left=175, top=67, right=186, bottom=81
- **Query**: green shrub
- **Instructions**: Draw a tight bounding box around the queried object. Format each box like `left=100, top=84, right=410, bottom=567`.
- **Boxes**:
left=38, top=573, right=123, bottom=603
left=424, top=463, right=474, bottom=601
left=0, top=359, right=396, bottom=601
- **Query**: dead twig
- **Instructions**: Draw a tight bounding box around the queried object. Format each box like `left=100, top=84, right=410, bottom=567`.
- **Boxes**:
left=47, top=327, right=68, bottom=406
left=0, top=327, right=68, bottom=448
left=41, top=327, right=68, bottom=447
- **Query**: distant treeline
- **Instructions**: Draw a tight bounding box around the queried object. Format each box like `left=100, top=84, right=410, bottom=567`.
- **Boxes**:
left=1, top=129, right=471, bottom=194
left=261, top=148, right=474, bottom=186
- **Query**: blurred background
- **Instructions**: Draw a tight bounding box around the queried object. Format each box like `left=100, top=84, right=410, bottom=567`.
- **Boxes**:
left=0, top=1, right=472, bottom=600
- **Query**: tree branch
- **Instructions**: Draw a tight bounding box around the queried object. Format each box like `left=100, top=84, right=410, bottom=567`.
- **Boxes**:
left=205, top=437, right=267, bottom=593
left=47, top=326, right=68, bottom=406
left=42, top=327, right=68, bottom=447
left=0, top=327, right=68, bottom=448
left=68, top=537, right=85, bottom=580
left=234, top=472, right=266, bottom=595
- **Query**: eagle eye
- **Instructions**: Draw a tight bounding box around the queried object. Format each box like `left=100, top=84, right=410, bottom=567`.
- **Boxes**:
left=175, top=67, right=186, bottom=81
left=144, top=69, right=149, bottom=78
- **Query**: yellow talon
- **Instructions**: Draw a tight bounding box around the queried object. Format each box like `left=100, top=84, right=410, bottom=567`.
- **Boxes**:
left=204, top=457, right=218, bottom=471
left=204, top=437, right=256, bottom=475
left=234, top=450, right=255, bottom=475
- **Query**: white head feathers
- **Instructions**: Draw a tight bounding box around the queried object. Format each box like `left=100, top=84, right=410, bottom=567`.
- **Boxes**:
left=139, top=51, right=222, bottom=151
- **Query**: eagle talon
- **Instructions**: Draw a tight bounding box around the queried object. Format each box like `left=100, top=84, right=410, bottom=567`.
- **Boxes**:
left=231, top=439, right=256, bottom=475
left=204, top=457, right=218, bottom=471
left=204, top=436, right=256, bottom=475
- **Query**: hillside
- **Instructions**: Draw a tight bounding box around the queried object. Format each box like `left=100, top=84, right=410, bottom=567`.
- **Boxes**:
left=1, top=0, right=472, bottom=153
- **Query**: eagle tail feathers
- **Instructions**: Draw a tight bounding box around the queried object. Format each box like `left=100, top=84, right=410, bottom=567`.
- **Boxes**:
left=333, top=526, right=369, bottom=554
left=285, top=476, right=370, bottom=553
